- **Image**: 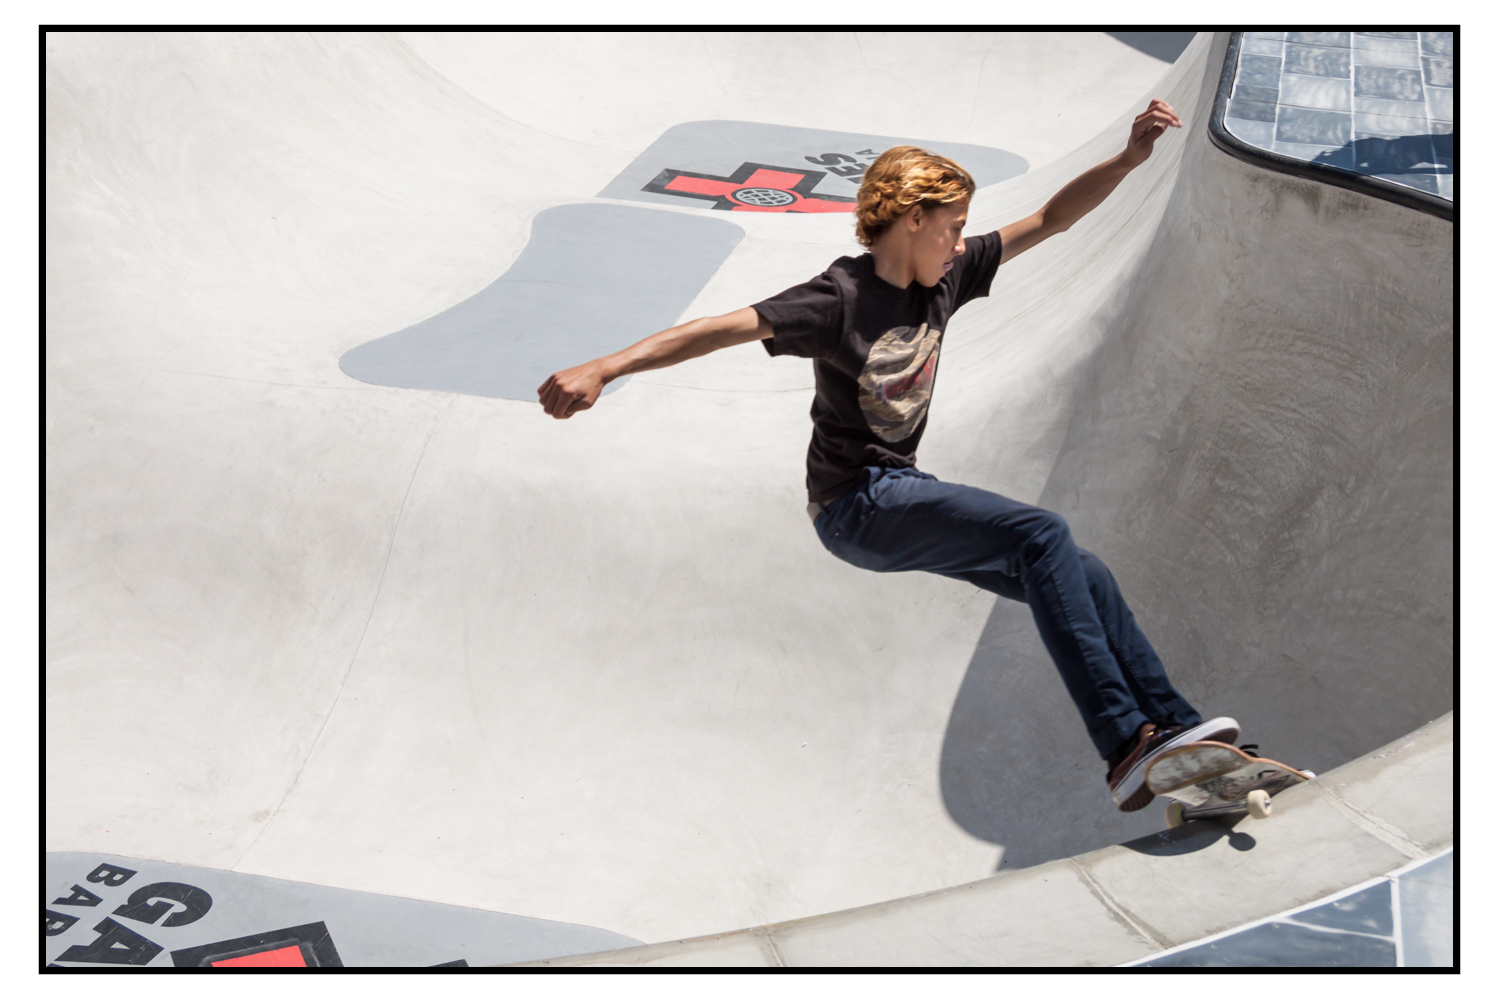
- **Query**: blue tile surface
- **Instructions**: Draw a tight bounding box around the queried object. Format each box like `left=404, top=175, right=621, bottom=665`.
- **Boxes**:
left=1288, top=31, right=1351, bottom=47
left=1353, top=47, right=1421, bottom=69
left=1277, top=107, right=1353, bottom=145
left=1355, top=66, right=1425, bottom=101
left=1427, top=87, right=1453, bottom=121
left=1374, top=172, right=1439, bottom=194
left=1353, top=34, right=1419, bottom=52
left=1228, top=30, right=1453, bottom=203
left=1354, top=96, right=1429, bottom=119
left=1280, top=142, right=1355, bottom=169
left=1140, top=921, right=1397, bottom=968
left=1225, top=117, right=1275, bottom=146
left=1127, top=853, right=1452, bottom=968
left=1239, top=53, right=1285, bottom=88
left=1244, top=37, right=1285, bottom=56
left=1398, top=855, right=1453, bottom=968
left=1422, top=56, right=1453, bottom=88
left=1400, top=879, right=1453, bottom=966
left=1285, top=43, right=1351, bottom=78
left=1421, top=32, right=1454, bottom=57
left=1236, top=83, right=1281, bottom=104
left=1280, top=73, right=1352, bottom=110
left=1355, top=111, right=1438, bottom=137
left=1228, top=98, right=1277, bottom=123
left=1399, top=852, right=1453, bottom=888
left=1349, top=134, right=1446, bottom=175
left=1288, top=881, right=1394, bottom=936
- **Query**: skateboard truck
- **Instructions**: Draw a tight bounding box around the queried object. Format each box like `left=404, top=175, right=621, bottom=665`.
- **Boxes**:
left=1145, top=741, right=1316, bottom=828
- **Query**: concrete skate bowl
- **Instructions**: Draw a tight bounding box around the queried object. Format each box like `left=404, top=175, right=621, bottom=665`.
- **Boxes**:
left=47, top=32, right=1450, bottom=967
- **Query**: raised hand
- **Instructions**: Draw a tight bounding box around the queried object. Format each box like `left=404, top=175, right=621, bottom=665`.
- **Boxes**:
left=1123, top=99, right=1183, bottom=167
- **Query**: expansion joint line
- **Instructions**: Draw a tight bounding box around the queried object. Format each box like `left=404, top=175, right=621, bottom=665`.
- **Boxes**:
left=230, top=397, right=455, bottom=870
left=1313, top=785, right=1428, bottom=859
left=761, top=930, right=788, bottom=967
left=1069, top=859, right=1166, bottom=950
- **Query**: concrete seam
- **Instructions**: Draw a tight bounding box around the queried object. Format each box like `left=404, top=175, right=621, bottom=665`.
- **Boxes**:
left=1314, top=785, right=1427, bottom=859
left=1068, top=859, right=1167, bottom=951
left=229, top=397, right=454, bottom=870
left=761, top=929, right=788, bottom=967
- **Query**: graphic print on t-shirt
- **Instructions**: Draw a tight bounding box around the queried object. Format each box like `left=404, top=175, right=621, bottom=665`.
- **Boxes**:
left=858, top=324, right=941, bottom=442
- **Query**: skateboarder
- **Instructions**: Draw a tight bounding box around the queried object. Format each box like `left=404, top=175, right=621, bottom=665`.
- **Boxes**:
left=538, top=99, right=1239, bottom=813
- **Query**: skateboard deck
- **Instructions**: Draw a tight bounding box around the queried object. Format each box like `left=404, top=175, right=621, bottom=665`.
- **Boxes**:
left=1145, top=741, right=1313, bottom=825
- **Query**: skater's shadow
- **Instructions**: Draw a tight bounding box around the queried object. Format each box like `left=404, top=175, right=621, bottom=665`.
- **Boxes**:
left=938, top=598, right=1198, bottom=872
left=1118, top=822, right=1257, bottom=858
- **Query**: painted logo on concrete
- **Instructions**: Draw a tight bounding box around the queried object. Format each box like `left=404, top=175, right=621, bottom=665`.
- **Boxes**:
left=338, top=122, right=1024, bottom=401
left=44, top=853, right=639, bottom=968
left=599, top=120, right=1028, bottom=209
left=645, top=161, right=857, bottom=213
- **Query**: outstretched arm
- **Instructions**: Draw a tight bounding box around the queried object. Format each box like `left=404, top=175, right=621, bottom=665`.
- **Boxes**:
left=537, top=306, right=771, bottom=419
left=999, top=99, right=1183, bottom=262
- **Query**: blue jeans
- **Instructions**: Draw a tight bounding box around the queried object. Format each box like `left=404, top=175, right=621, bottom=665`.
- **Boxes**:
left=814, top=466, right=1202, bottom=759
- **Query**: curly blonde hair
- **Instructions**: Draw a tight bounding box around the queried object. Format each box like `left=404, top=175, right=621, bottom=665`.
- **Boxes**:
left=854, top=146, right=976, bottom=248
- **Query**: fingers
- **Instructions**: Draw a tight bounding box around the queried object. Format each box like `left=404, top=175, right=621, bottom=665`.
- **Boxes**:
left=1133, top=110, right=1179, bottom=136
left=537, top=370, right=596, bottom=419
left=1137, top=99, right=1183, bottom=129
left=537, top=374, right=572, bottom=419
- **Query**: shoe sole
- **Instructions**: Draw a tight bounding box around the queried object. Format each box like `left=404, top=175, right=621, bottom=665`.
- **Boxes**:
left=1111, top=717, right=1241, bottom=812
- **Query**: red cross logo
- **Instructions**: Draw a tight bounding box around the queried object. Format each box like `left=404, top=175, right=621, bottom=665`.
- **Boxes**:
left=643, top=162, right=856, bottom=213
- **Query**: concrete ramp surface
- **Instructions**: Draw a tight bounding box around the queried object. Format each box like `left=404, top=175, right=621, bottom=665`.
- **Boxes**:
left=46, top=32, right=1451, bottom=965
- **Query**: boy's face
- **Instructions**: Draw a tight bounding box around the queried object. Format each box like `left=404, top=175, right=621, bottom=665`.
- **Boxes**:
left=909, top=198, right=969, bottom=287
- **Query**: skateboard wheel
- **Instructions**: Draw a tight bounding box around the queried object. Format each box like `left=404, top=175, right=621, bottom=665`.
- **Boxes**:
left=1246, top=789, right=1272, bottom=819
left=1165, top=801, right=1187, bottom=828
left=1300, top=770, right=1316, bottom=779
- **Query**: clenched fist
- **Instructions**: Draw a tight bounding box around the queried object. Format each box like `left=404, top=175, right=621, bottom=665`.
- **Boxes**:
left=538, top=362, right=607, bottom=419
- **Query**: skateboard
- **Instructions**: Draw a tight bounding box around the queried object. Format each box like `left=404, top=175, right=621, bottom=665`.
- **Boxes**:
left=1145, top=741, right=1315, bottom=828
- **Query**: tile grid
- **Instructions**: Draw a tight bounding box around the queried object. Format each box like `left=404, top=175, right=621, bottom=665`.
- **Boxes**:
left=1225, top=31, right=1453, bottom=201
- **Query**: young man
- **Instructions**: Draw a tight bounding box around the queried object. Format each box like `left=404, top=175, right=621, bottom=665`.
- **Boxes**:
left=539, top=99, right=1239, bottom=813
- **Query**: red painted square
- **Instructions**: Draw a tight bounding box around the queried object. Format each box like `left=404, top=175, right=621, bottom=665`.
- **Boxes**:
left=210, top=944, right=308, bottom=967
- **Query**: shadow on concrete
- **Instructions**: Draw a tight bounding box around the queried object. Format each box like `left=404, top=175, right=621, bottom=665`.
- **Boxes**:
left=1121, top=821, right=1257, bottom=857
left=1107, top=32, right=1199, bottom=64
left=937, top=58, right=1450, bottom=872
left=937, top=596, right=1180, bottom=872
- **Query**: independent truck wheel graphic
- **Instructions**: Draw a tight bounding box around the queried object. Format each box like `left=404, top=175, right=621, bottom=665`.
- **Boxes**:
left=731, top=187, right=796, bottom=207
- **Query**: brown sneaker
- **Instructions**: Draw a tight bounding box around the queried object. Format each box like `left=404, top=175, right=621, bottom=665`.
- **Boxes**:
left=1107, top=717, right=1241, bottom=812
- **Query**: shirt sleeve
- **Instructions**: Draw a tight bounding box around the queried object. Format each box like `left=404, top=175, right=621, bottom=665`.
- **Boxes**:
left=950, top=230, right=1005, bottom=308
left=753, top=270, right=843, bottom=360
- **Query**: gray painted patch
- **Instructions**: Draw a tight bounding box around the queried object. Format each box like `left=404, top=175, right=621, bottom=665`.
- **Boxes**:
left=339, top=204, right=744, bottom=400
left=1287, top=880, right=1394, bottom=936
left=44, top=852, right=639, bottom=968
left=597, top=120, right=1027, bottom=210
left=1140, top=921, right=1397, bottom=967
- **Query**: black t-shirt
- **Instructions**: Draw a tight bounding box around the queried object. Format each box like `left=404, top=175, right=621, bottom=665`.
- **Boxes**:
left=754, top=231, right=1004, bottom=503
